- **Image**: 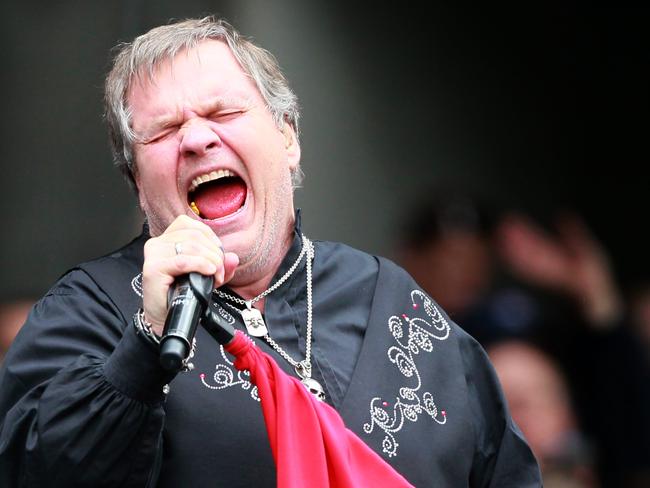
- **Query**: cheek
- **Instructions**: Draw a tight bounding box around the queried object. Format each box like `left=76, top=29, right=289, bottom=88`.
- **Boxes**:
left=220, top=117, right=285, bottom=160
left=135, top=144, right=179, bottom=181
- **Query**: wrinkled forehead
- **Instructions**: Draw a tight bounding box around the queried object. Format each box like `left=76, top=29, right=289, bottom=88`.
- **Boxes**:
left=126, top=39, right=239, bottom=97
left=125, top=40, right=262, bottom=127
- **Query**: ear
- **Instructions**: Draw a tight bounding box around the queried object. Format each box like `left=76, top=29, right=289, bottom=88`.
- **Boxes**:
left=282, top=122, right=301, bottom=171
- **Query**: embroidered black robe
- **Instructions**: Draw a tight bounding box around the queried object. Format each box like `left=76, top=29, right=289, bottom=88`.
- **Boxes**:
left=0, top=223, right=540, bottom=487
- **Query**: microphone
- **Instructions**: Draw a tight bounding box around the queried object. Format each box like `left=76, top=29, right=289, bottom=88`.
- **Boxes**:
left=159, top=272, right=214, bottom=371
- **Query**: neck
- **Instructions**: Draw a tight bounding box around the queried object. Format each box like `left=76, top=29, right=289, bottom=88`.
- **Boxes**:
left=228, top=229, right=295, bottom=310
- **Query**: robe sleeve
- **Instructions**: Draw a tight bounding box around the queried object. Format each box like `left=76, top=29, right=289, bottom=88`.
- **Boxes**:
left=459, top=332, right=542, bottom=488
left=0, top=269, right=175, bottom=487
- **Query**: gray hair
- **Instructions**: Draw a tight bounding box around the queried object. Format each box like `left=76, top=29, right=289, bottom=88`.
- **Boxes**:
left=104, top=16, right=302, bottom=191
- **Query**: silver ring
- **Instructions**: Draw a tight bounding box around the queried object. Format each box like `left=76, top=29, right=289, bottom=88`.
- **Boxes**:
left=174, top=242, right=183, bottom=256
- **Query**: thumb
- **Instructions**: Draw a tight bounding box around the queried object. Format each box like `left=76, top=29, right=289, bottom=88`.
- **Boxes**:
left=222, top=252, right=240, bottom=284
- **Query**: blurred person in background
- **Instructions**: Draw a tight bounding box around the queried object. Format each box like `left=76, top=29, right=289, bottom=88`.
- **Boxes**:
left=397, top=191, right=650, bottom=487
left=496, top=212, right=650, bottom=488
left=396, top=193, right=495, bottom=320
left=488, top=340, right=598, bottom=487
left=0, top=299, right=33, bottom=363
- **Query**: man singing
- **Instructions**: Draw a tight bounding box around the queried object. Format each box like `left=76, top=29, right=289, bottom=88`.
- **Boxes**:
left=0, top=16, right=540, bottom=487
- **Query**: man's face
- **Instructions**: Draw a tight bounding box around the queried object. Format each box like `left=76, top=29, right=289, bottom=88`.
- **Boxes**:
left=127, top=40, right=300, bottom=282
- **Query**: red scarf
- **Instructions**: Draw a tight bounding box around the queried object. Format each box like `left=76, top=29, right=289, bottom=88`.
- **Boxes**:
left=225, top=331, right=414, bottom=488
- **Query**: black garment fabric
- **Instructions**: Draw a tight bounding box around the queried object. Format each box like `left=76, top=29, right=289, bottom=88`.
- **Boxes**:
left=0, top=225, right=541, bottom=487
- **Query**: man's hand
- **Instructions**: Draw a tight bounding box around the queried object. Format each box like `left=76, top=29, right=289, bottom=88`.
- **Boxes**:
left=141, top=215, right=239, bottom=335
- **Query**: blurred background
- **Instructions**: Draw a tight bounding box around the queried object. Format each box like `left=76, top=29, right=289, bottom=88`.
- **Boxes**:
left=2, top=3, right=649, bottom=487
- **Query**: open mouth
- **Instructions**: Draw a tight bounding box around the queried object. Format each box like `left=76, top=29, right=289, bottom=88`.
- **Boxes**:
left=188, top=169, right=247, bottom=220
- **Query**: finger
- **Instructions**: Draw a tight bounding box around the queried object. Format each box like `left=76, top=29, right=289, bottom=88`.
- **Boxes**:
left=145, top=254, right=220, bottom=282
left=161, top=228, right=224, bottom=255
left=556, top=213, right=601, bottom=255
left=144, top=240, right=224, bottom=280
left=165, top=215, right=224, bottom=248
left=161, top=238, right=225, bottom=267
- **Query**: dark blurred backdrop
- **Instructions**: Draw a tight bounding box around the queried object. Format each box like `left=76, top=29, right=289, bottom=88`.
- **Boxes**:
left=2, top=3, right=649, bottom=298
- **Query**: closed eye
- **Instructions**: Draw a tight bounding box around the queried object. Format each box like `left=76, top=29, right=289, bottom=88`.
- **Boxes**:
left=209, top=109, right=245, bottom=122
left=140, top=126, right=179, bottom=145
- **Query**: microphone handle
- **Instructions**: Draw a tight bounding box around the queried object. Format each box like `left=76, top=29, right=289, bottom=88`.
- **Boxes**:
left=159, top=273, right=214, bottom=371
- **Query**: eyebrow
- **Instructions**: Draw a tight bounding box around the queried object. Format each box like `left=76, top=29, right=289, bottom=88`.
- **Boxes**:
left=200, top=95, right=254, bottom=114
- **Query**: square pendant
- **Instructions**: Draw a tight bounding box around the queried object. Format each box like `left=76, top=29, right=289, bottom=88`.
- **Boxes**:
left=241, top=307, right=268, bottom=337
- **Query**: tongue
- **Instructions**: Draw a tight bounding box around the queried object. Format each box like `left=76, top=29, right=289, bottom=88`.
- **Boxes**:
left=192, top=177, right=247, bottom=220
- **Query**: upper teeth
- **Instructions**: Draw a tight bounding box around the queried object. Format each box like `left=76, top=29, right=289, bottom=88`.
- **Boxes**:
left=189, top=169, right=236, bottom=193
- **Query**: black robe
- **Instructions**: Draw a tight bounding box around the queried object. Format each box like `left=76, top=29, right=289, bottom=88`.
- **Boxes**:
left=0, top=224, right=541, bottom=487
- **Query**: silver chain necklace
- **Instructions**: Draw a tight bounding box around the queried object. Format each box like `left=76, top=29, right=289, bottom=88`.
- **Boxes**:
left=215, top=235, right=325, bottom=401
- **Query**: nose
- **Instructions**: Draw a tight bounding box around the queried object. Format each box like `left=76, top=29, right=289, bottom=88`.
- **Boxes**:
left=179, top=119, right=222, bottom=158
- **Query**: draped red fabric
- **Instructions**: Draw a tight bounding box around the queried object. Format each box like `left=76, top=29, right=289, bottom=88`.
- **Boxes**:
left=224, top=331, right=414, bottom=488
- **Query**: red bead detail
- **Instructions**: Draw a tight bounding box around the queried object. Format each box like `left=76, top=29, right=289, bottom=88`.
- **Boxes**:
left=413, top=303, right=418, bottom=309
left=200, top=373, right=205, bottom=379
left=382, top=401, right=389, bottom=407
left=441, top=410, right=446, bottom=416
left=402, top=314, right=409, bottom=320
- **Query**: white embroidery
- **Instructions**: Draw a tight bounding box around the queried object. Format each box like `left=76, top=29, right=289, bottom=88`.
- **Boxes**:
left=131, top=272, right=143, bottom=298
left=200, top=343, right=260, bottom=402
left=363, top=289, right=450, bottom=457
left=210, top=300, right=236, bottom=326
